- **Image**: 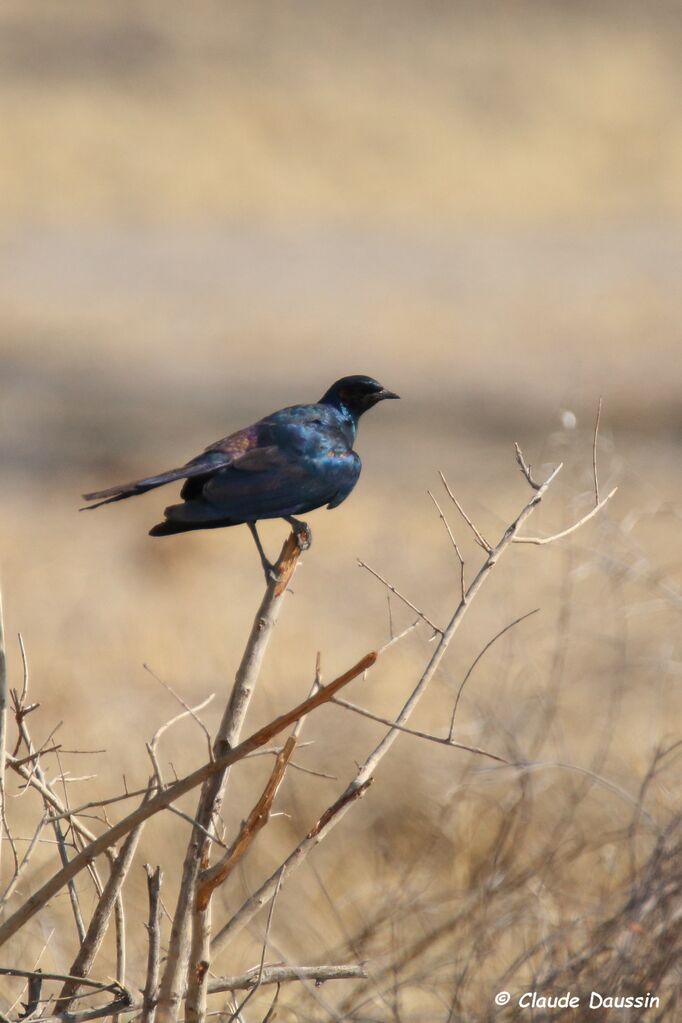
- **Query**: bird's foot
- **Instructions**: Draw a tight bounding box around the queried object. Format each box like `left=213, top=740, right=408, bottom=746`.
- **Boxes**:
left=248, top=521, right=281, bottom=585
left=262, top=561, right=279, bottom=585
left=285, top=516, right=312, bottom=551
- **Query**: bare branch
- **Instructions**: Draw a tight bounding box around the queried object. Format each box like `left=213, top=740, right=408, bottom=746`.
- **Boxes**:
left=6, top=756, right=98, bottom=844
left=15, top=967, right=366, bottom=1023
left=357, top=558, right=442, bottom=634
left=144, top=667, right=214, bottom=764
left=17, top=631, right=29, bottom=705
left=141, top=865, right=163, bottom=1023
left=439, top=471, right=492, bottom=552
left=213, top=779, right=373, bottom=951
left=427, top=489, right=465, bottom=600
left=163, top=530, right=307, bottom=1023
left=0, top=968, right=120, bottom=992
left=0, top=809, right=48, bottom=911
left=330, top=697, right=508, bottom=764
left=31, top=994, right=133, bottom=1023
left=55, top=795, right=150, bottom=1013
left=146, top=692, right=216, bottom=789
left=209, top=962, right=367, bottom=993
left=377, top=620, right=420, bottom=655
left=179, top=530, right=308, bottom=1023
left=514, top=442, right=542, bottom=491
left=41, top=787, right=150, bottom=825
left=0, top=589, right=7, bottom=883
left=226, top=869, right=284, bottom=1022
left=17, top=970, right=42, bottom=1022
left=448, top=608, right=540, bottom=740
left=513, top=487, right=617, bottom=544
left=12, top=693, right=87, bottom=945
left=196, top=739, right=295, bottom=911
left=2, top=931, right=54, bottom=1018
left=593, top=396, right=603, bottom=506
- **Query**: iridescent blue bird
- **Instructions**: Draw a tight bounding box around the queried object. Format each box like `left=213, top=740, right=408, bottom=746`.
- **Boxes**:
left=82, top=375, right=399, bottom=579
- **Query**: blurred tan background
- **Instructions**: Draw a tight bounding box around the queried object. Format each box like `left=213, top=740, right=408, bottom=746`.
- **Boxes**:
left=1, top=2, right=682, bottom=1018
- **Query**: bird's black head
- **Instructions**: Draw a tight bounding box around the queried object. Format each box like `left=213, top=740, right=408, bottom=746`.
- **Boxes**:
left=319, top=375, right=400, bottom=420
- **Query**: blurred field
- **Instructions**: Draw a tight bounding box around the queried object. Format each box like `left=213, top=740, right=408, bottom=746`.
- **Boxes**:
left=1, top=2, right=682, bottom=1019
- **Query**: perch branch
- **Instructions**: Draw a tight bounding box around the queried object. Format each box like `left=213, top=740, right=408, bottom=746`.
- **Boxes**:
left=180, top=530, right=307, bottom=1023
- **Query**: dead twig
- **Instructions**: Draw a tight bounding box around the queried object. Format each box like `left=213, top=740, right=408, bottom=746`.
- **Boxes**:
left=141, top=865, right=163, bottom=1023
left=12, top=967, right=366, bottom=1023
left=330, top=697, right=508, bottom=764
left=447, top=608, right=540, bottom=740
left=144, top=668, right=214, bottom=766
left=439, top=471, right=492, bottom=552
left=0, top=809, right=49, bottom=911
left=17, top=971, right=42, bottom=1022
left=226, top=869, right=284, bottom=1022
left=12, top=687, right=87, bottom=945
left=593, top=396, right=603, bottom=506
left=0, top=649, right=376, bottom=947
left=514, top=442, right=542, bottom=491
left=428, top=489, right=465, bottom=600
left=55, top=794, right=150, bottom=1013
left=513, top=488, right=617, bottom=544
left=357, top=558, right=443, bottom=635
left=0, top=589, right=7, bottom=882
left=196, top=738, right=295, bottom=911
left=146, top=692, right=215, bottom=789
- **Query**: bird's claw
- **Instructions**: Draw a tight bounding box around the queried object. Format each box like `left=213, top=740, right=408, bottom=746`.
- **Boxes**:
left=294, top=523, right=312, bottom=551
left=284, top=516, right=312, bottom=551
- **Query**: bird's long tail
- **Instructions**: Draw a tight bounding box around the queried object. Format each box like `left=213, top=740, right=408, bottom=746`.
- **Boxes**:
left=81, top=466, right=198, bottom=510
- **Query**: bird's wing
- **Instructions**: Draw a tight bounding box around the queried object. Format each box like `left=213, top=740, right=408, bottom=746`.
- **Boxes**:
left=200, top=444, right=334, bottom=519
left=202, top=424, right=260, bottom=459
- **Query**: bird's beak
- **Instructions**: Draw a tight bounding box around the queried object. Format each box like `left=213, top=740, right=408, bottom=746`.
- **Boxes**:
left=379, top=389, right=400, bottom=400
